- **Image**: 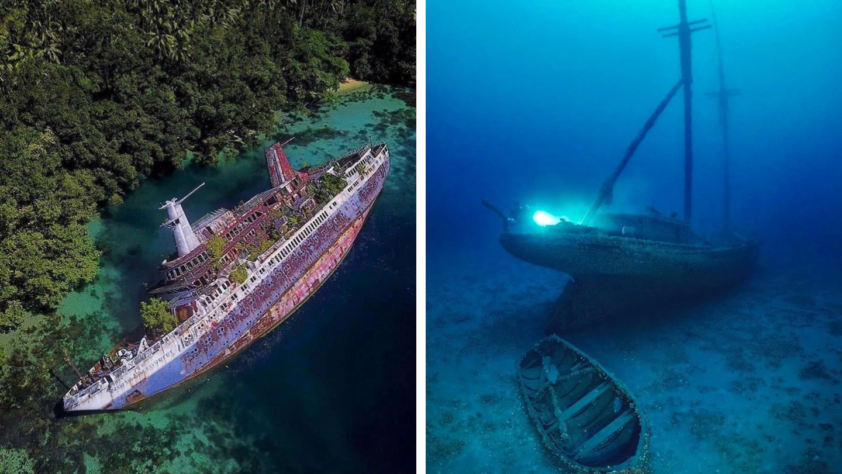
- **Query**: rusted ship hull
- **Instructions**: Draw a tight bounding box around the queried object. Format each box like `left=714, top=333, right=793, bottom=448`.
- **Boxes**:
left=518, top=335, right=650, bottom=473
left=63, top=147, right=389, bottom=412
left=106, top=206, right=375, bottom=410
left=500, top=214, right=759, bottom=331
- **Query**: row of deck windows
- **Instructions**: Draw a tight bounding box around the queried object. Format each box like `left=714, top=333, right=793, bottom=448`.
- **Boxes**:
left=168, top=252, right=210, bottom=280
left=201, top=174, right=361, bottom=311
left=264, top=208, right=331, bottom=270
left=210, top=280, right=231, bottom=300
left=223, top=211, right=263, bottom=241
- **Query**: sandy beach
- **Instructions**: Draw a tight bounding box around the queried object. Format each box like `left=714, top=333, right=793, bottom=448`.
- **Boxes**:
left=338, top=78, right=370, bottom=95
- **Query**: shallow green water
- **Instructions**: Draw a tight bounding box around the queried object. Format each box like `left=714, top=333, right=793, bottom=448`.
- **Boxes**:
left=1, top=85, right=416, bottom=474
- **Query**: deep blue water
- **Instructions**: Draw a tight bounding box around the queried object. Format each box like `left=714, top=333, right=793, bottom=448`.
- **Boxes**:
left=428, top=0, right=842, bottom=262
left=427, top=2, right=842, bottom=473
left=206, top=183, right=416, bottom=473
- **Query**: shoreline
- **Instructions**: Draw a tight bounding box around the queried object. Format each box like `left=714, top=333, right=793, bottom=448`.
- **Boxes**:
left=337, top=78, right=370, bottom=95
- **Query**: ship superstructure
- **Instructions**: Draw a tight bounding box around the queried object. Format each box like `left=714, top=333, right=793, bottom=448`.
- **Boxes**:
left=63, top=141, right=390, bottom=411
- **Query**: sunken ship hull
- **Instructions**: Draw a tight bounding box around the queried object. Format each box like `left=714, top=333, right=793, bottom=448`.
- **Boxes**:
left=501, top=213, right=759, bottom=331
left=63, top=143, right=389, bottom=412
left=518, top=335, right=650, bottom=473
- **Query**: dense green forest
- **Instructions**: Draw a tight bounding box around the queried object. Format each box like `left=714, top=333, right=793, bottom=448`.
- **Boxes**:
left=0, top=0, right=415, bottom=331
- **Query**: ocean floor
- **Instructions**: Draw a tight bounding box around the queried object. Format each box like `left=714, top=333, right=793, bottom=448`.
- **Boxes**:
left=426, top=243, right=842, bottom=474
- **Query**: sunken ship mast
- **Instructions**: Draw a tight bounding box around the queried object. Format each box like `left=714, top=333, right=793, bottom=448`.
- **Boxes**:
left=62, top=140, right=390, bottom=412
left=705, top=0, right=740, bottom=230
left=486, top=0, right=759, bottom=332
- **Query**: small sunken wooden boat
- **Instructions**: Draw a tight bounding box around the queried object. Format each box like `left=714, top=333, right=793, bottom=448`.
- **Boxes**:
left=518, top=335, right=650, bottom=473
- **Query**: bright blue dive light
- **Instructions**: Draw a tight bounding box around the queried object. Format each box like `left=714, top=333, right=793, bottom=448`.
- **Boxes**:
left=533, top=211, right=559, bottom=227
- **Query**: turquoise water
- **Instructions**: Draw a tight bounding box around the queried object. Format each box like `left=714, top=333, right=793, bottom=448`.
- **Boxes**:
left=2, top=86, right=415, bottom=473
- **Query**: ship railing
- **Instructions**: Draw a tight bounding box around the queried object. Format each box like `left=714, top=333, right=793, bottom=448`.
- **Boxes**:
left=342, top=145, right=387, bottom=179
left=337, top=143, right=372, bottom=162
left=68, top=327, right=178, bottom=403
left=65, top=378, right=104, bottom=406
left=67, top=148, right=391, bottom=408
left=258, top=164, right=359, bottom=268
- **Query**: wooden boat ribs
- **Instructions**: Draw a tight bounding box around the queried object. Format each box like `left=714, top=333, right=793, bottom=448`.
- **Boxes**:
left=518, top=335, right=650, bottom=473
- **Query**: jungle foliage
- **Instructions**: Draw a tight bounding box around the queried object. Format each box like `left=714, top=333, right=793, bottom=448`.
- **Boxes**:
left=0, top=0, right=415, bottom=331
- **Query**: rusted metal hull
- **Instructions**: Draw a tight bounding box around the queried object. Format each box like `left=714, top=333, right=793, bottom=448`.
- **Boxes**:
left=64, top=152, right=390, bottom=412
left=106, top=207, right=374, bottom=410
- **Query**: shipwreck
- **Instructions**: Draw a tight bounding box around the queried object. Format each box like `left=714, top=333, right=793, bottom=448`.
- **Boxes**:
left=486, top=0, right=759, bottom=331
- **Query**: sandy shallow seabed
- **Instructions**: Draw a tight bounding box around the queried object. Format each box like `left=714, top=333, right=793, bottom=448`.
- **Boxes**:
left=426, top=245, right=842, bottom=474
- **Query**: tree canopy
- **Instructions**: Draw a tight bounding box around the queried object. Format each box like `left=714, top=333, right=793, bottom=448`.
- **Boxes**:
left=0, top=128, right=100, bottom=330
left=140, top=297, right=177, bottom=337
left=0, top=0, right=414, bottom=331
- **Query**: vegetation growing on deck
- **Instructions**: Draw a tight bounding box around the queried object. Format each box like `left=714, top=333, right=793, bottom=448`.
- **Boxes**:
left=229, top=264, right=249, bottom=285
left=322, top=172, right=348, bottom=195
left=207, top=234, right=227, bottom=270
left=315, top=172, right=348, bottom=204
left=238, top=234, right=273, bottom=262
left=286, top=214, right=302, bottom=230
left=264, top=208, right=287, bottom=241
left=141, top=298, right=176, bottom=337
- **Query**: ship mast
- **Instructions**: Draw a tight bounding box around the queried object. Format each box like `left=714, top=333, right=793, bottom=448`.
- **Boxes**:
left=580, top=79, right=683, bottom=226
left=705, top=0, right=739, bottom=230
left=658, top=0, right=710, bottom=223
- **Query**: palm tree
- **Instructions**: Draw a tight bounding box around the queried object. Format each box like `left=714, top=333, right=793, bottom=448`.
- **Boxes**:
left=147, top=29, right=176, bottom=59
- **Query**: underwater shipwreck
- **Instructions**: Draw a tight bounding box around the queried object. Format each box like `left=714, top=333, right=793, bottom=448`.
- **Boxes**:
left=500, top=210, right=759, bottom=331
left=485, top=0, right=759, bottom=333
left=485, top=1, right=762, bottom=472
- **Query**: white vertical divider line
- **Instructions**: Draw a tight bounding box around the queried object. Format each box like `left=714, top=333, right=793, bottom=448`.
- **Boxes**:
left=416, top=0, right=427, bottom=471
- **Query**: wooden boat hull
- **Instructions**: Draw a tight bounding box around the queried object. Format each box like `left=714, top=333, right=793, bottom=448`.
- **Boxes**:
left=518, top=335, right=650, bottom=473
left=500, top=230, right=759, bottom=283
left=500, top=214, right=760, bottom=330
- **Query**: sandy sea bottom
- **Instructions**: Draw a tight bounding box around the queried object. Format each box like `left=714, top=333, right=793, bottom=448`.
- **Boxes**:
left=426, top=243, right=842, bottom=474
left=1, top=85, right=416, bottom=474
